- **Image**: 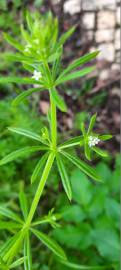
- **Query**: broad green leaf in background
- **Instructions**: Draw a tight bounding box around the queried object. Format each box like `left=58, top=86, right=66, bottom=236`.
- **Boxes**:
left=32, top=228, right=67, bottom=261
left=91, top=229, right=120, bottom=262
left=55, top=66, right=95, bottom=85
left=24, top=232, right=32, bottom=270
left=12, top=87, right=44, bottom=107
left=31, top=152, right=49, bottom=184
left=0, top=146, right=47, bottom=165
left=62, top=151, right=101, bottom=182
left=56, top=154, right=72, bottom=201
left=70, top=169, right=92, bottom=206
left=51, top=88, right=67, bottom=112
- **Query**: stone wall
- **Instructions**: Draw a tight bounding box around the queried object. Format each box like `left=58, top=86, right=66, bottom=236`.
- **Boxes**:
left=53, top=0, right=120, bottom=80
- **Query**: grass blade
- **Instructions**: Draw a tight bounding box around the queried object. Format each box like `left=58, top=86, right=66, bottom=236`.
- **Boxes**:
left=8, top=127, right=47, bottom=144
left=12, top=87, right=44, bottom=107
left=31, top=152, right=49, bottom=184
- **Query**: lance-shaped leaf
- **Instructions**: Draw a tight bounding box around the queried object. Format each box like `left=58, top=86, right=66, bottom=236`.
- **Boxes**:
left=92, top=147, right=108, bottom=157
left=55, top=66, right=95, bottom=85
left=59, top=136, right=83, bottom=149
left=0, top=76, right=42, bottom=85
left=24, top=232, right=32, bottom=270
left=12, top=87, right=44, bottom=107
left=10, top=257, right=25, bottom=269
left=0, top=206, right=23, bottom=223
left=59, top=259, right=108, bottom=269
left=84, top=139, right=91, bottom=161
left=31, top=152, right=49, bottom=184
left=51, top=88, right=67, bottom=112
left=3, top=33, right=24, bottom=52
left=0, top=221, right=22, bottom=231
left=31, top=228, right=67, bottom=260
left=0, top=146, right=46, bottom=166
left=56, top=154, right=72, bottom=201
left=19, top=192, right=28, bottom=221
left=26, top=10, right=33, bottom=32
left=87, top=113, right=97, bottom=135
left=4, top=53, right=35, bottom=64
left=58, top=26, right=75, bottom=46
left=99, top=134, right=112, bottom=141
left=0, top=233, right=20, bottom=257
left=61, top=151, right=102, bottom=182
left=8, top=127, right=48, bottom=145
left=59, top=51, right=99, bottom=78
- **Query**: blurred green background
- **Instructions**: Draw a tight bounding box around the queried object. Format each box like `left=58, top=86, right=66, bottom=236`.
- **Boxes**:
left=0, top=1, right=120, bottom=269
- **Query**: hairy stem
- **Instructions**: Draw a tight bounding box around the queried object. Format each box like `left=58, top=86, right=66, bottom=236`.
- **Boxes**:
left=26, top=152, right=55, bottom=226
left=50, top=90, right=57, bottom=149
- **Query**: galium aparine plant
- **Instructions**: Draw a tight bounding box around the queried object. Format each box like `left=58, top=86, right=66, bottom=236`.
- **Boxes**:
left=0, top=11, right=112, bottom=269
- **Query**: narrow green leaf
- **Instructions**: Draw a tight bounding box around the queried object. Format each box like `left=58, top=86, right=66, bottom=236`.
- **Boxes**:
left=93, top=147, right=108, bottom=157
left=58, top=26, right=75, bottom=46
left=99, top=135, right=113, bottom=141
left=26, top=10, right=33, bottom=32
left=3, top=33, right=23, bottom=51
left=31, top=152, right=49, bottom=184
left=62, top=151, right=102, bottom=182
left=56, top=154, right=72, bottom=201
left=59, top=136, right=83, bottom=149
left=0, top=206, right=23, bottom=223
left=56, top=66, right=95, bottom=85
left=24, top=232, right=32, bottom=270
left=8, top=127, right=47, bottom=144
left=12, top=87, right=44, bottom=107
left=59, top=50, right=99, bottom=78
left=0, top=146, right=46, bottom=166
left=10, top=257, right=25, bottom=268
left=87, top=113, right=97, bottom=134
left=59, top=260, right=108, bottom=269
left=0, top=76, right=42, bottom=85
left=51, top=88, right=67, bottom=112
left=5, top=53, right=35, bottom=64
left=32, top=228, right=67, bottom=260
left=0, top=221, right=21, bottom=231
left=19, top=192, right=28, bottom=221
left=84, top=141, right=91, bottom=161
left=0, top=233, right=20, bottom=257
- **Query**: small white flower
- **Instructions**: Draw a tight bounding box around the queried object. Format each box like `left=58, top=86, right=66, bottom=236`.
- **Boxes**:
left=32, top=70, right=42, bottom=81
left=34, top=39, right=39, bottom=45
left=24, top=44, right=32, bottom=53
left=88, top=136, right=100, bottom=148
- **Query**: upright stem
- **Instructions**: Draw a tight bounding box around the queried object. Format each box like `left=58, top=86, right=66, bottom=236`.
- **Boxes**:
left=50, top=90, right=57, bottom=149
left=26, top=152, right=55, bottom=226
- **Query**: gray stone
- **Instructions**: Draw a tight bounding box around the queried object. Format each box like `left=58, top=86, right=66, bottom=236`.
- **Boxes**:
left=95, top=29, right=114, bottom=43
left=64, top=0, right=81, bottom=15
left=82, top=0, right=116, bottom=10
left=99, top=69, right=110, bottom=80
left=97, top=43, right=115, bottom=61
left=111, top=63, right=120, bottom=70
left=115, top=29, right=120, bottom=50
left=83, top=13, right=95, bottom=29
left=97, top=11, right=115, bottom=29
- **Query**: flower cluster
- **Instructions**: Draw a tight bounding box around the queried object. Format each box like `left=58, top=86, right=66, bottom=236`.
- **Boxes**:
left=32, top=70, right=42, bottom=81
left=88, top=136, right=100, bottom=148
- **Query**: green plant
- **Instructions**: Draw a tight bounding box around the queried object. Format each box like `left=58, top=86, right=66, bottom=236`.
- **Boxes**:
left=0, top=11, right=112, bottom=269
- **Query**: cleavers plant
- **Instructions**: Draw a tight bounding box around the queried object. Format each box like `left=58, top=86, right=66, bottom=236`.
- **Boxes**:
left=0, top=11, right=112, bottom=270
